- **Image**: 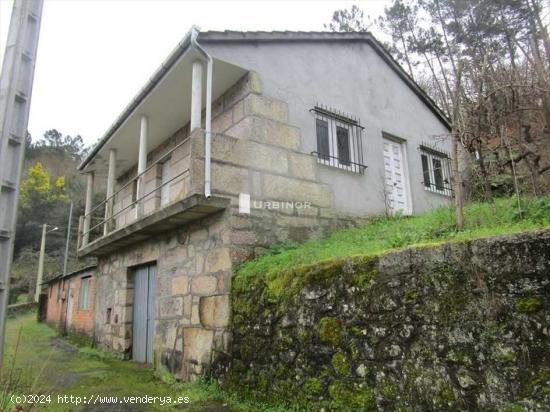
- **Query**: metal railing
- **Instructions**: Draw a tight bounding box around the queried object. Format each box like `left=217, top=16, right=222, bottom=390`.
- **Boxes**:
left=310, top=104, right=367, bottom=174
left=79, top=135, right=192, bottom=248
left=419, top=142, right=453, bottom=197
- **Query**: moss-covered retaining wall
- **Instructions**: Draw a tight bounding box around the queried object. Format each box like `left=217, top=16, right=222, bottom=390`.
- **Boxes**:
left=224, top=230, right=550, bottom=410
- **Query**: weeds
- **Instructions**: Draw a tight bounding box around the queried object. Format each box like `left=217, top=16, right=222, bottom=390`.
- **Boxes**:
left=237, top=196, right=550, bottom=281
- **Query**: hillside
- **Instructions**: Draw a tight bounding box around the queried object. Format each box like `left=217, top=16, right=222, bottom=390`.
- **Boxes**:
left=229, top=196, right=550, bottom=410
left=228, top=227, right=550, bottom=410
left=236, top=196, right=550, bottom=282
left=9, top=131, right=96, bottom=302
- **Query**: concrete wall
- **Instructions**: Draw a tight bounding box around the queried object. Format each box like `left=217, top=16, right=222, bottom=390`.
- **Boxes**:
left=203, top=40, right=452, bottom=215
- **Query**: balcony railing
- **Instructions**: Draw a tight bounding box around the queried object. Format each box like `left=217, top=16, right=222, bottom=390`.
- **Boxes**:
left=78, top=134, right=194, bottom=249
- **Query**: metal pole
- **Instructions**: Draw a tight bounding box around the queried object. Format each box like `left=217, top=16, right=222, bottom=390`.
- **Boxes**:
left=63, top=201, right=73, bottom=277
left=34, top=224, right=47, bottom=302
left=0, top=0, right=44, bottom=368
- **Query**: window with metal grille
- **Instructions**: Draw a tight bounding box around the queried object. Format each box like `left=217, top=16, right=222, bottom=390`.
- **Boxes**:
left=419, top=143, right=453, bottom=197
left=79, top=276, right=91, bottom=310
left=311, top=105, right=366, bottom=174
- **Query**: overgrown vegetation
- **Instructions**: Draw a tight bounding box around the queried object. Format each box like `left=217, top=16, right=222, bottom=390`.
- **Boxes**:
left=10, top=130, right=98, bottom=303
left=2, top=313, right=306, bottom=411
left=237, top=196, right=550, bottom=281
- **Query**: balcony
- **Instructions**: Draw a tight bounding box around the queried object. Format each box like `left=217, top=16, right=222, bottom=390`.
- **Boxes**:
left=74, top=30, right=249, bottom=257
left=77, top=130, right=229, bottom=257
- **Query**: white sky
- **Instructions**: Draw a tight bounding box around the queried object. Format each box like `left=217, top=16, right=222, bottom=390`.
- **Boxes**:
left=0, top=0, right=390, bottom=147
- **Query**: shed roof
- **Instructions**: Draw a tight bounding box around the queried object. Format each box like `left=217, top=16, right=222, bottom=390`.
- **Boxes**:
left=44, top=265, right=97, bottom=285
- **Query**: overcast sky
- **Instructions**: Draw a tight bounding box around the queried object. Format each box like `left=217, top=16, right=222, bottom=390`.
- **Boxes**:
left=0, top=0, right=390, bottom=147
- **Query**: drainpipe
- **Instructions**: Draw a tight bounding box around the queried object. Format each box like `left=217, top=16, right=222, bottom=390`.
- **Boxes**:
left=190, top=27, right=213, bottom=198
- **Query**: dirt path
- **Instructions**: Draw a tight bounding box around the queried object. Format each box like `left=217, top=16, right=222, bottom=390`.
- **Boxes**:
left=3, top=313, right=232, bottom=411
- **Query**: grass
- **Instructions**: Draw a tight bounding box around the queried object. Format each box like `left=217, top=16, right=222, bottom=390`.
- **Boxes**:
left=237, top=196, right=550, bottom=281
left=1, top=313, right=301, bottom=411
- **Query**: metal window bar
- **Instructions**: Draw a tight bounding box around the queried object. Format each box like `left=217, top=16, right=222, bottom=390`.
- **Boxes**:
left=418, top=143, right=453, bottom=197
left=79, top=134, right=192, bottom=246
left=310, top=104, right=367, bottom=174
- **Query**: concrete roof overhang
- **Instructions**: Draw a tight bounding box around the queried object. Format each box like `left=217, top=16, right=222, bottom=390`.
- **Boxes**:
left=78, top=29, right=248, bottom=177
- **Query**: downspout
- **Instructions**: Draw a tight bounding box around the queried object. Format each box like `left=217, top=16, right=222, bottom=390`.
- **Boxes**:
left=190, top=27, right=213, bottom=198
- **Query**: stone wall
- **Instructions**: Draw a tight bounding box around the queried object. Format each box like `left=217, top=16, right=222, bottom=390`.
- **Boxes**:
left=226, top=230, right=550, bottom=411
left=94, top=209, right=232, bottom=377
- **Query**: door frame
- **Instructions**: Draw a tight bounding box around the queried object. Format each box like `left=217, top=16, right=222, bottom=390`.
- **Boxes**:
left=66, top=279, right=75, bottom=328
left=131, top=262, right=156, bottom=364
left=382, top=132, right=413, bottom=215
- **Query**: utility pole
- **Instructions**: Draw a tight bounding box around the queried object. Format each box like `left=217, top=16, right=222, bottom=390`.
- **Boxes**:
left=34, top=224, right=46, bottom=302
left=0, top=0, right=44, bottom=366
left=34, top=224, right=57, bottom=302
left=62, top=201, right=73, bottom=277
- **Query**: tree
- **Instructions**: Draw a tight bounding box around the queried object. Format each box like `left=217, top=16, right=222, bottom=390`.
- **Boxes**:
left=19, top=162, right=67, bottom=210
left=15, top=162, right=69, bottom=258
left=30, top=129, right=88, bottom=161
left=324, top=5, right=372, bottom=32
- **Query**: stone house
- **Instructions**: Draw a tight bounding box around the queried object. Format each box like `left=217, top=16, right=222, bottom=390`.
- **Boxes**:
left=45, top=266, right=97, bottom=337
left=75, top=29, right=452, bottom=378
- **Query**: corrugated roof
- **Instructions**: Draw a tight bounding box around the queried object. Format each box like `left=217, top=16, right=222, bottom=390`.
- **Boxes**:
left=44, top=265, right=97, bottom=285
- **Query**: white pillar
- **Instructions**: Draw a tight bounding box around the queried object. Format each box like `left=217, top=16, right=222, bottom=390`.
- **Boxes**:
left=82, top=172, right=94, bottom=245
left=104, top=149, right=116, bottom=234
left=137, top=116, right=148, bottom=217
left=190, top=60, right=203, bottom=131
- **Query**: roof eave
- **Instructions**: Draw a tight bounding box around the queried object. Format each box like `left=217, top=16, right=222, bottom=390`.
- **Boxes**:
left=78, top=28, right=196, bottom=171
left=197, top=31, right=451, bottom=131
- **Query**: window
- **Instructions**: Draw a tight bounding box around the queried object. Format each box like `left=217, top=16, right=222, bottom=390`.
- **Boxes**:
left=316, top=119, right=330, bottom=161
left=79, top=276, right=91, bottom=310
left=160, top=159, right=171, bottom=206
left=419, top=144, right=452, bottom=196
left=336, top=127, right=351, bottom=166
left=311, top=105, right=366, bottom=174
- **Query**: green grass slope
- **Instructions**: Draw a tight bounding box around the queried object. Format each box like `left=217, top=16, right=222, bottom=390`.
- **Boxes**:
left=237, top=196, right=550, bottom=281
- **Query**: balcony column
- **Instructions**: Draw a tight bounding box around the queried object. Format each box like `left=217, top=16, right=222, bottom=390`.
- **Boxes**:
left=137, top=115, right=148, bottom=217
left=190, top=60, right=203, bottom=131
left=82, top=171, right=94, bottom=246
left=104, top=148, right=116, bottom=235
